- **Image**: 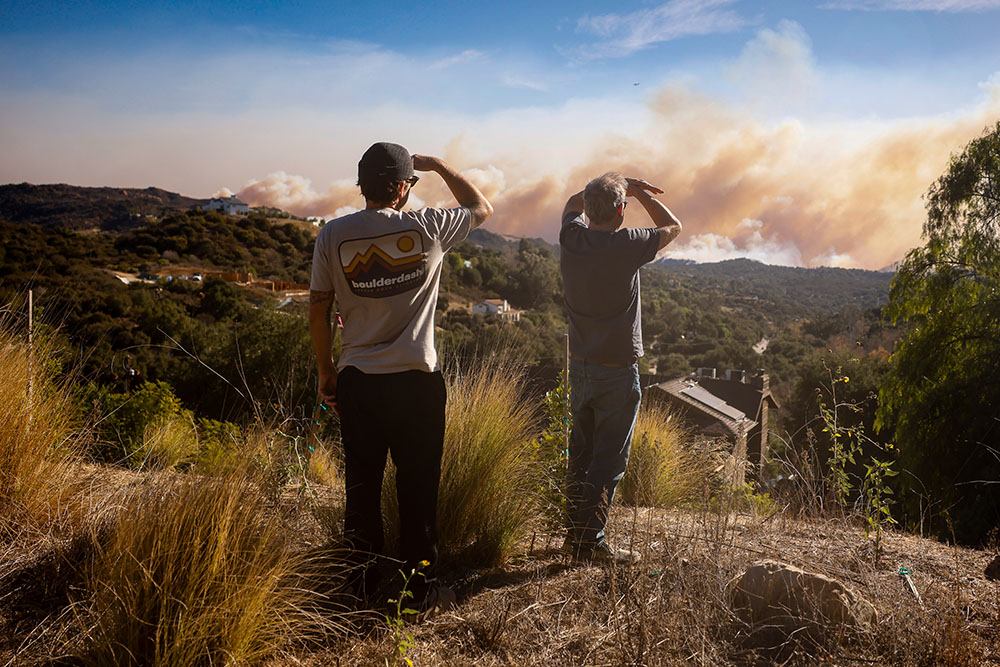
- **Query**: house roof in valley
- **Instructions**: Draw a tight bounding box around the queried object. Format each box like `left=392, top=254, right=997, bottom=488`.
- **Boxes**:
left=651, top=377, right=754, bottom=437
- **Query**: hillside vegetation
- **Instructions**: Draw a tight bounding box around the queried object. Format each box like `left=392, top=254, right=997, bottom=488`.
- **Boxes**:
left=0, top=322, right=995, bottom=666
left=1, top=163, right=992, bottom=548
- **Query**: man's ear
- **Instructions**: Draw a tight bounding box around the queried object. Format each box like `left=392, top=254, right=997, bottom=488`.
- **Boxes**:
left=391, top=181, right=407, bottom=208
left=617, top=202, right=627, bottom=217
left=393, top=181, right=410, bottom=210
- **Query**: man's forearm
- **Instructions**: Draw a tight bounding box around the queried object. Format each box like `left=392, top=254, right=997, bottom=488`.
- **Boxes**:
left=308, top=292, right=336, bottom=373
left=562, top=191, right=584, bottom=221
left=634, top=190, right=681, bottom=230
left=430, top=159, right=493, bottom=227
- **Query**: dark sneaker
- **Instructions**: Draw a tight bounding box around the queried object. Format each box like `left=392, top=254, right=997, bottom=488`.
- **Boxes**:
left=576, top=541, right=641, bottom=564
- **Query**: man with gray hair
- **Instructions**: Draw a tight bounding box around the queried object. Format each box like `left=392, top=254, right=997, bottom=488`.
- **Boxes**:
left=559, top=171, right=682, bottom=562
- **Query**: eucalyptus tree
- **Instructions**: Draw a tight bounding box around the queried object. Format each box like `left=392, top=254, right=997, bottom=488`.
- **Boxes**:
left=878, top=122, right=1000, bottom=545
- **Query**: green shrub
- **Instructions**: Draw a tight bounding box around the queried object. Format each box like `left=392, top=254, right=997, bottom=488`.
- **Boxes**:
left=135, top=414, right=199, bottom=470
left=530, top=370, right=571, bottom=529
left=711, top=481, right=777, bottom=517
left=191, top=418, right=242, bottom=473
left=79, top=380, right=189, bottom=465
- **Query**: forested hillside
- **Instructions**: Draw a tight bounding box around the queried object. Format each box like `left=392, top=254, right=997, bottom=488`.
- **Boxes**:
left=7, top=176, right=998, bottom=547
left=1, top=185, right=894, bottom=428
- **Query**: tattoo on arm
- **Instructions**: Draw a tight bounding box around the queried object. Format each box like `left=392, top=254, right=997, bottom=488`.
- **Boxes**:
left=310, top=290, right=335, bottom=318
left=310, top=290, right=334, bottom=305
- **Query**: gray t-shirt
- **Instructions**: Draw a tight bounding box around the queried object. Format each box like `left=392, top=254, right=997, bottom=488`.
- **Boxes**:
left=311, top=206, right=472, bottom=373
left=559, top=212, right=660, bottom=364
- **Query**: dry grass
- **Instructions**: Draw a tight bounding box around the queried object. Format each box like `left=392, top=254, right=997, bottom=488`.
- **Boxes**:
left=0, top=324, right=995, bottom=665
left=437, top=359, right=542, bottom=565
left=381, top=358, right=542, bottom=567
left=69, top=466, right=343, bottom=665
left=619, top=403, right=705, bottom=509
left=0, top=313, right=84, bottom=545
left=323, top=507, right=999, bottom=666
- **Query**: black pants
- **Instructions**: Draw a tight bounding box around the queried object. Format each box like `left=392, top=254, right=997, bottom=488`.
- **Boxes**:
left=337, top=366, right=446, bottom=601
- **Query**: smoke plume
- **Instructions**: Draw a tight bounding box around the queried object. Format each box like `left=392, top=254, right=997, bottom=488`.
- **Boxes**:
left=235, top=85, right=1000, bottom=269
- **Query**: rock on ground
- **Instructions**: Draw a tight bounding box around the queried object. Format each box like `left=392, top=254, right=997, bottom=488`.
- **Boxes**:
left=727, top=559, right=877, bottom=649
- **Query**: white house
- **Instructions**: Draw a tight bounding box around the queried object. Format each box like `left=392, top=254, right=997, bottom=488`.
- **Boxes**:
left=473, top=298, right=521, bottom=322
left=203, top=195, right=249, bottom=216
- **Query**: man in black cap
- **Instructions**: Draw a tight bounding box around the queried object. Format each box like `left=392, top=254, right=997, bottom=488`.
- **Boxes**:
left=309, top=142, right=492, bottom=614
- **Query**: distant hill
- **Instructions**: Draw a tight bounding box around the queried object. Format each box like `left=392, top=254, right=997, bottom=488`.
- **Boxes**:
left=467, top=228, right=559, bottom=256
left=649, top=257, right=893, bottom=315
left=0, top=183, right=207, bottom=231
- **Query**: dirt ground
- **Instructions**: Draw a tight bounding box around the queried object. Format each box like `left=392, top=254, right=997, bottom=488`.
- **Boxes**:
left=288, top=503, right=1000, bottom=666
left=2, top=469, right=998, bottom=666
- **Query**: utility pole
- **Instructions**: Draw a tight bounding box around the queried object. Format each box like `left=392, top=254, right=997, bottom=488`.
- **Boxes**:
left=564, top=332, right=569, bottom=458
left=27, top=289, right=33, bottom=425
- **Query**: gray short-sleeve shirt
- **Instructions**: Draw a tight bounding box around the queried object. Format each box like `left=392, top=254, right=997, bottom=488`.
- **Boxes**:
left=311, top=206, right=472, bottom=373
left=559, top=212, right=660, bottom=364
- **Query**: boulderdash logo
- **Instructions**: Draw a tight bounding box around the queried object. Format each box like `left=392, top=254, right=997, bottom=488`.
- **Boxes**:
left=339, top=230, right=427, bottom=298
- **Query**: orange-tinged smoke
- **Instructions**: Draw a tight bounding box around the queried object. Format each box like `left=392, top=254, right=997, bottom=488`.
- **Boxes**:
left=236, top=85, right=1000, bottom=269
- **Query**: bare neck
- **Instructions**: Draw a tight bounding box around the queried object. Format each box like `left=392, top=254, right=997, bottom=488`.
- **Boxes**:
left=589, top=218, right=622, bottom=232
left=366, top=200, right=400, bottom=210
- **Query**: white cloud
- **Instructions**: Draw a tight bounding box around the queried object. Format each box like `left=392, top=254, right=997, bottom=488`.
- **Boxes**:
left=501, top=73, right=549, bottom=92
left=821, top=0, right=1000, bottom=11
left=428, top=49, right=485, bottom=70
left=725, top=21, right=819, bottom=108
left=575, top=0, right=750, bottom=59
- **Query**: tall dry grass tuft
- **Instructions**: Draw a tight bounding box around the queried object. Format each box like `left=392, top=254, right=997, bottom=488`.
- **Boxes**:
left=437, top=359, right=542, bottom=564
left=381, top=358, right=542, bottom=566
left=76, top=467, right=342, bottom=665
left=0, top=310, right=83, bottom=543
left=619, top=404, right=704, bottom=508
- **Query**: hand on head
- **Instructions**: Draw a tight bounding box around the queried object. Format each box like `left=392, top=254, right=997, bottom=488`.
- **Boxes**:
left=625, top=178, right=664, bottom=198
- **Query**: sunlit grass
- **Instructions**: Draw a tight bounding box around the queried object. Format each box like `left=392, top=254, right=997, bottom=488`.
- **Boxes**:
left=380, top=357, right=542, bottom=566
left=0, top=309, right=84, bottom=543
left=76, top=466, right=341, bottom=665
left=619, top=403, right=705, bottom=508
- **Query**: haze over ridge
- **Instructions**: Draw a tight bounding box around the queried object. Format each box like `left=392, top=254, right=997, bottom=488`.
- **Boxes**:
left=234, top=79, right=1000, bottom=270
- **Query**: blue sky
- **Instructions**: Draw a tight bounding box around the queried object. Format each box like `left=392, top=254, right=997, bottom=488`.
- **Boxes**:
left=3, top=0, right=1000, bottom=267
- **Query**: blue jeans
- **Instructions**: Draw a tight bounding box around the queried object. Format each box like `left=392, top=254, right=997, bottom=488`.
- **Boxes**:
left=566, top=360, right=641, bottom=548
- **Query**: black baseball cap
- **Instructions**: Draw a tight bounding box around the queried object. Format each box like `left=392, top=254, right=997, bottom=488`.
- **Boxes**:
left=358, top=142, right=414, bottom=183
